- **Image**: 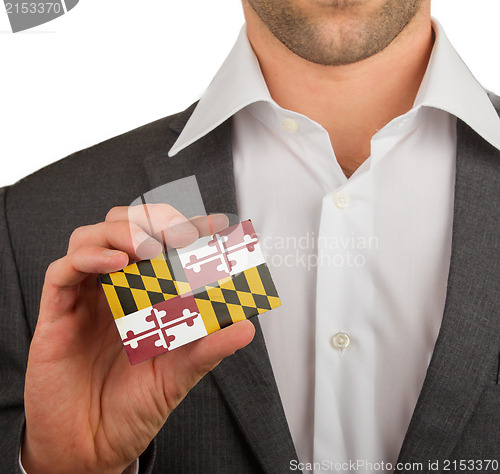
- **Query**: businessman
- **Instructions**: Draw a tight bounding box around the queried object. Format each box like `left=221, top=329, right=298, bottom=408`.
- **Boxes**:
left=1, top=0, right=499, bottom=472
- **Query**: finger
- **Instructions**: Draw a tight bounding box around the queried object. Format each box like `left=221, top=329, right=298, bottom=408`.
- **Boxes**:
left=160, top=213, right=231, bottom=250
left=106, top=204, right=199, bottom=249
left=67, top=221, right=163, bottom=261
left=188, top=214, right=230, bottom=237
left=41, top=246, right=130, bottom=317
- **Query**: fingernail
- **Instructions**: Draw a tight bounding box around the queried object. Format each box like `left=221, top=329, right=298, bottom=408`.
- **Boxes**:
left=103, top=249, right=124, bottom=257
left=135, top=232, right=158, bottom=245
left=170, top=217, right=197, bottom=234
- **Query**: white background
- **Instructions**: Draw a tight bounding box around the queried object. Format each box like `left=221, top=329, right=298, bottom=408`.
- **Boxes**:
left=1, top=0, right=499, bottom=187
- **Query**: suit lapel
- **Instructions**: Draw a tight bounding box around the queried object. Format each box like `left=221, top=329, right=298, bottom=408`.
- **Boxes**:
left=396, top=119, right=500, bottom=467
left=143, top=104, right=237, bottom=216
left=143, top=109, right=298, bottom=473
left=211, top=323, right=300, bottom=473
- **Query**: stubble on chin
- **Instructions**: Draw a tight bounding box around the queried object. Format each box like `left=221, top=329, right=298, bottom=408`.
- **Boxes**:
left=245, top=0, right=425, bottom=66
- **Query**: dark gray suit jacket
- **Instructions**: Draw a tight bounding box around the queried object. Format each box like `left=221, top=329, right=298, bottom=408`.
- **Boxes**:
left=0, top=97, right=499, bottom=473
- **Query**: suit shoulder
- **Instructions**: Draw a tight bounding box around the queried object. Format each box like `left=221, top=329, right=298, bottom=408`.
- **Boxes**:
left=4, top=104, right=196, bottom=216
left=2, top=103, right=197, bottom=242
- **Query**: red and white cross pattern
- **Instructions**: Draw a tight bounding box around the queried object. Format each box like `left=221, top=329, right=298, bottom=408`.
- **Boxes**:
left=177, top=220, right=265, bottom=290
left=111, top=220, right=266, bottom=365
left=115, top=294, right=207, bottom=365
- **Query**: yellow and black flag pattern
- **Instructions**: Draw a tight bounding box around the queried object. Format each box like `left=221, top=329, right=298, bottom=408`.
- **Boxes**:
left=100, top=252, right=191, bottom=319
left=194, top=264, right=281, bottom=334
left=99, top=219, right=281, bottom=365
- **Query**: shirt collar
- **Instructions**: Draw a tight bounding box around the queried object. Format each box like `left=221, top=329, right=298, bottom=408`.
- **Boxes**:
left=169, top=20, right=500, bottom=157
left=414, top=19, right=500, bottom=150
left=169, top=26, right=272, bottom=157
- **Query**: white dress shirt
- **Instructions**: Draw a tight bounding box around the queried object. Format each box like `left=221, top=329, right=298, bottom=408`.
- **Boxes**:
left=169, top=19, right=500, bottom=473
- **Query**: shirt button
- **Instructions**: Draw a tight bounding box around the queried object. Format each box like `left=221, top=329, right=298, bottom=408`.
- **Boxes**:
left=282, top=118, right=299, bottom=133
left=331, top=332, right=350, bottom=350
left=333, top=192, right=350, bottom=209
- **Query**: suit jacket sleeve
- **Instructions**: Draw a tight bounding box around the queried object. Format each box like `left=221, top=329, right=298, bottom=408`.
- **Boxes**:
left=0, top=186, right=31, bottom=474
left=0, top=185, right=158, bottom=474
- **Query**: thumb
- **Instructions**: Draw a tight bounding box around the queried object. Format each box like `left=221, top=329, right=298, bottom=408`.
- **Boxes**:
left=154, top=320, right=256, bottom=406
left=186, top=319, right=256, bottom=373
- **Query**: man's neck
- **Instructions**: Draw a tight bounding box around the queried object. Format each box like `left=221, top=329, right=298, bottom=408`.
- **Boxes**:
left=244, top=5, right=434, bottom=178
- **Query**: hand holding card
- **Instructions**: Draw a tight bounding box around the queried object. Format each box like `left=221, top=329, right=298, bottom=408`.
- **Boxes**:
left=101, top=219, right=281, bottom=365
left=22, top=205, right=257, bottom=474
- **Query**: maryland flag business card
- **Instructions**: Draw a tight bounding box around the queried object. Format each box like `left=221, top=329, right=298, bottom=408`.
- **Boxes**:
left=100, top=220, right=281, bottom=365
